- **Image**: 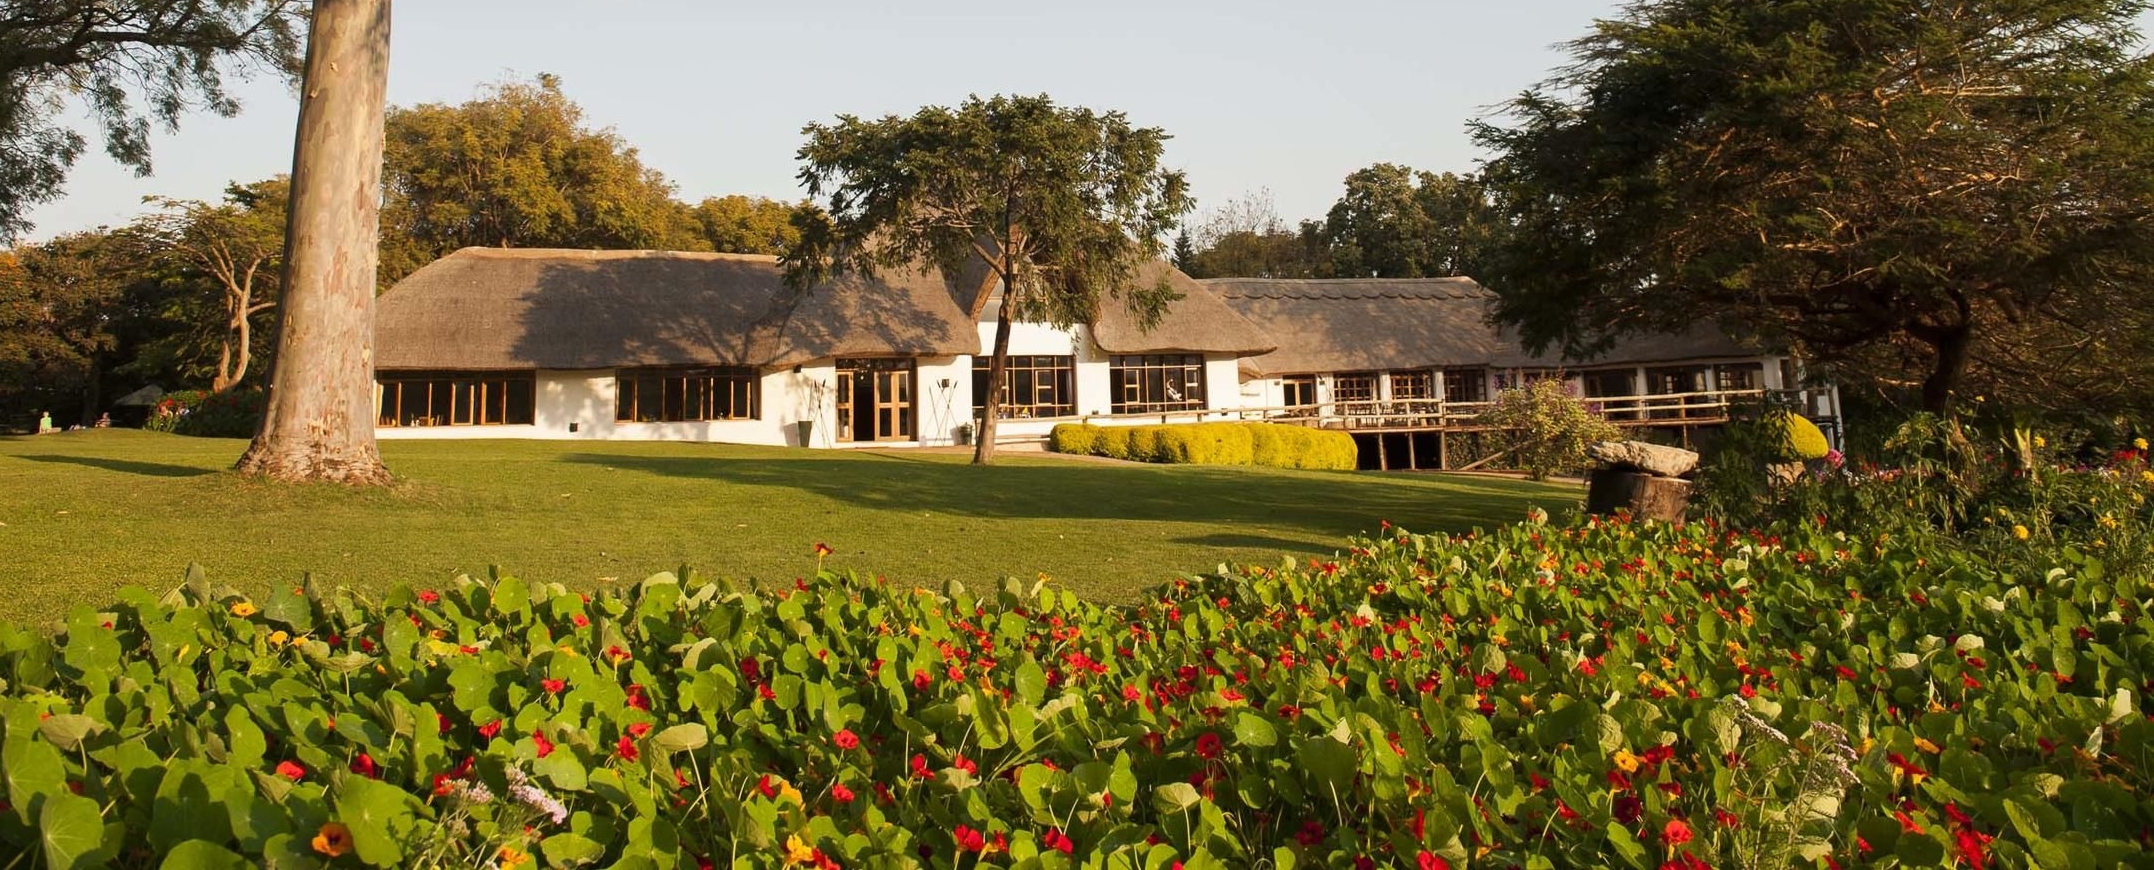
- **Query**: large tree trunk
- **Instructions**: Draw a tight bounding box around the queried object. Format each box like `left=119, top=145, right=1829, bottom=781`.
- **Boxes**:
left=234, top=0, right=393, bottom=485
left=973, top=294, right=1014, bottom=465
left=1919, top=322, right=1972, bottom=415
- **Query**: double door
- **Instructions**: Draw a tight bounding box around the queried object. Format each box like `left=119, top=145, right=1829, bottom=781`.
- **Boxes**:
left=836, top=359, right=915, bottom=442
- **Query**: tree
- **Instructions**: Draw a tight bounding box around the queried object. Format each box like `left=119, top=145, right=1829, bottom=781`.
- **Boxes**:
left=0, top=0, right=305, bottom=240
left=137, top=177, right=287, bottom=390
left=234, top=0, right=391, bottom=484
left=378, top=74, right=706, bottom=285
left=1179, top=189, right=1324, bottom=279
left=0, top=231, right=134, bottom=424
left=691, top=195, right=804, bottom=255
left=1473, top=0, right=2154, bottom=414
left=1318, top=165, right=1488, bottom=279
left=786, top=94, right=1192, bottom=464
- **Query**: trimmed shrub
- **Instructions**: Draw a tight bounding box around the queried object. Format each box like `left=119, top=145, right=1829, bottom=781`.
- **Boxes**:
left=1049, top=423, right=1102, bottom=456
left=1095, top=426, right=1135, bottom=461
left=1051, top=421, right=1354, bottom=470
left=1765, top=410, right=1831, bottom=461
left=1483, top=379, right=1621, bottom=480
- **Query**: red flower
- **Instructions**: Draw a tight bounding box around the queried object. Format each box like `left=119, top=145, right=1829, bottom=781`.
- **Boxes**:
left=571, top=613, right=590, bottom=628
left=275, top=760, right=306, bottom=781
left=626, top=684, right=650, bottom=711
left=627, top=722, right=653, bottom=738
left=533, top=732, right=554, bottom=758
left=1044, top=828, right=1075, bottom=855
left=604, top=645, right=631, bottom=664
left=542, top=678, right=567, bottom=695
left=814, top=542, right=834, bottom=558
left=757, top=775, right=780, bottom=799
left=953, top=754, right=978, bottom=776
left=616, top=735, right=639, bottom=761
left=1944, top=803, right=1975, bottom=827
left=953, top=825, right=986, bottom=852
left=1955, top=828, right=1992, bottom=870
left=1663, top=818, right=1693, bottom=847
left=912, top=754, right=932, bottom=779
left=1194, top=732, right=1223, bottom=760
left=478, top=720, right=504, bottom=740
left=833, top=729, right=859, bottom=750
left=348, top=754, right=378, bottom=778
left=437, top=713, right=453, bottom=734
left=831, top=784, right=856, bottom=803
left=1417, top=852, right=1451, bottom=870
left=417, top=590, right=440, bottom=604
left=913, top=670, right=932, bottom=690
left=1295, top=820, right=1326, bottom=846
left=1896, top=810, right=1924, bottom=834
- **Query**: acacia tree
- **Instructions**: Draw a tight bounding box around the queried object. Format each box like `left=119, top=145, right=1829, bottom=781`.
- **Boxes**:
left=138, top=178, right=287, bottom=390
left=0, top=0, right=305, bottom=240
left=1179, top=189, right=1324, bottom=279
left=1473, top=0, right=2154, bottom=413
left=785, top=94, right=1192, bottom=464
left=234, top=0, right=391, bottom=484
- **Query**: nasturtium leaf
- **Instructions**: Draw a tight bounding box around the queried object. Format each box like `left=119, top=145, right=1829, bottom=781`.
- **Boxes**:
left=35, top=714, right=103, bottom=751
left=653, top=724, right=708, bottom=753
left=334, top=776, right=419, bottom=866
left=157, top=839, right=253, bottom=870
left=1151, top=782, right=1202, bottom=814
left=40, top=792, right=111, bottom=870
left=541, top=832, right=606, bottom=867
left=1232, top=711, right=1277, bottom=748
left=261, top=585, right=313, bottom=633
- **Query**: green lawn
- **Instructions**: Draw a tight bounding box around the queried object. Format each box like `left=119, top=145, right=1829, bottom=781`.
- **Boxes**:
left=0, top=430, right=1576, bottom=624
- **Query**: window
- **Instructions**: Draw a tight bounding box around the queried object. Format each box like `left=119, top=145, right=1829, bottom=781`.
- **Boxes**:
left=972, top=355, right=1076, bottom=419
left=1715, top=363, right=1764, bottom=392
left=1333, top=372, right=1377, bottom=403
left=1443, top=368, right=1488, bottom=404
left=616, top=367, right=759, bottom=422
left=377, top=372, right=535, bottom=427
left=1282, top=375, right=1318, bottom=408
left=1646, top=366, right=1708, bottom=395
left=1582, top=369, right=1637, bottom=398
left=1389, top=371, right=1433, bottom=401
left=1110, top=355, right=1206, bottom=413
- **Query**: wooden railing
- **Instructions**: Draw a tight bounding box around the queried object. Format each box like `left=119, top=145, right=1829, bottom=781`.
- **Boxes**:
left=1033, top=387, right=1840, bottom=433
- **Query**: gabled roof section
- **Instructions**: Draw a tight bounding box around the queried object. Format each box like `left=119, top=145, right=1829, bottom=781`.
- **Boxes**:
left=1205, top=276, right=1759, bottom=377
left=374, top=248, right=985, bottom=371
left=1088, top=262, right=1277, bottom=355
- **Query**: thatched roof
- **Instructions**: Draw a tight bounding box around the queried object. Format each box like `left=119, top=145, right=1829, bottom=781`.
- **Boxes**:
left=1205, top=277, right=1759, bottom=377
left=374, top=248, right=986, bottom=371
left=1090, top=262, right=1276, bottom=355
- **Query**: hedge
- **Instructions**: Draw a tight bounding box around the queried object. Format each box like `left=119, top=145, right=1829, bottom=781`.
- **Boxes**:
left=1764, top=410, right=1832, bottom=461
left=1049, top=422, right=1356, bottom=471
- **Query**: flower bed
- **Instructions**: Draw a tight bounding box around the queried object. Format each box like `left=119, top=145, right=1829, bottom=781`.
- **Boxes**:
left=1, top=507, right=2150, bottom=868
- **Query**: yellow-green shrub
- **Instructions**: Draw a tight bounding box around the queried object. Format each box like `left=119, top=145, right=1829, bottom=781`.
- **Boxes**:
left=1095, top=426, right=1135, bottom=461
left=1765, top=411, right=1831, bottom=461
left=1050, top=421, right=1353, bottom=470
left=1049, top=423, right=1102, bottom=456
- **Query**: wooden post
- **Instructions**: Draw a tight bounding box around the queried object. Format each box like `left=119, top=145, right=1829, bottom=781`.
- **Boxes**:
left=234, top=0, right=394, bottom=485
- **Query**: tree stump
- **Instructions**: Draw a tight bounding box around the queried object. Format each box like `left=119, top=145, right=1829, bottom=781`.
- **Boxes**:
left=1586, top=469, right=1693, bottom=523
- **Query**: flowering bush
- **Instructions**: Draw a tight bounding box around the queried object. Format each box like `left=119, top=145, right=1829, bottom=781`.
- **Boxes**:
left=1482, top=378, right=1623, bottom=480
left=144, top=388, right=266, bottom=438
left=1, top=506, right=2151, bottom=867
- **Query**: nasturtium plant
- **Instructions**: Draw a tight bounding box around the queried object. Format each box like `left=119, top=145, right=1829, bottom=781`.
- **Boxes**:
left=1, top=481, right=2153, bottom=867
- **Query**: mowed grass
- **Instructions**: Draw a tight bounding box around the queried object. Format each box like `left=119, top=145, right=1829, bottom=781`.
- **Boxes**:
left=0, top=430, right=1577, bottom=624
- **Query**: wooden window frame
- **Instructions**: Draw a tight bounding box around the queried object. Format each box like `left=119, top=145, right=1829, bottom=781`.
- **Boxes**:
left=1109, top=354, right=1207, bottom=414
left=972, top=355, right=1077, bottom=419
left=1388, top=371, right=1433, bottom=401
left=1332, top=372, right=1377, bottom=403
left=1281, top=375, right=1318, bottom=408
left=1443, top=368, right=1488, bottom=404
left=377, top=371, right=535, bottom=427
left=616, top=366, right=760, bottom=423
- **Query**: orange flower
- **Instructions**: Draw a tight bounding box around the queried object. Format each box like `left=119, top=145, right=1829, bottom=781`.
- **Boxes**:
left=312, top=822, right=352, bottom=856
left=814, top=542, right=834, bottom=558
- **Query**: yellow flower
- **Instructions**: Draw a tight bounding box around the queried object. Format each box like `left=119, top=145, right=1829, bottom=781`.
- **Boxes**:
left=777, top=782, right=803, bottom=805
left=498, top=846, right=533, bottom=869
left=2138, top=438, right=2149, bottom=451
left=1613, top=749, right=1641, bottom=773
left=2141, top=470, right=2154, bottom=485
left=2099, top=513, right=2119, bottom=530
left=267, top=630, right=290, bottom=646
left=2033, top=435, right=2047, bottom=448
left=229, top=601, right=259, bottom=618
left=1914, top=737, right=1942, bottom=754
left=1859, top=737, right=1875, bottom=755
left=2012, top=525, right=2031, bottom=541
left=784, top=834, right=818, bottom=865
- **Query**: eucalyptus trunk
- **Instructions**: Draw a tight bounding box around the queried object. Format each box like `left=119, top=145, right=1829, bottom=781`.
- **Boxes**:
left=235, top=0, right=393, bottom=485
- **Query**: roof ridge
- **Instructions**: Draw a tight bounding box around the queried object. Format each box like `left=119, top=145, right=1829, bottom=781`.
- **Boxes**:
left=448, top=247, right=780, bottom=264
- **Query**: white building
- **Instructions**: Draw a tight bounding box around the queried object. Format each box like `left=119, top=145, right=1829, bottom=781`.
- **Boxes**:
left=372, top=247, right=1836, bottom=464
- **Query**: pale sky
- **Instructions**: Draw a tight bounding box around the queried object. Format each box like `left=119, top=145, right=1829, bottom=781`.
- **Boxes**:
left=23, top=1, right=2152, bottom=241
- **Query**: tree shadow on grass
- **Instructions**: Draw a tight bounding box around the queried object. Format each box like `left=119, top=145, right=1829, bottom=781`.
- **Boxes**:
left=14, top=454, right=215, bottom=478
left=560, top=451, right=1572, bottom=539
